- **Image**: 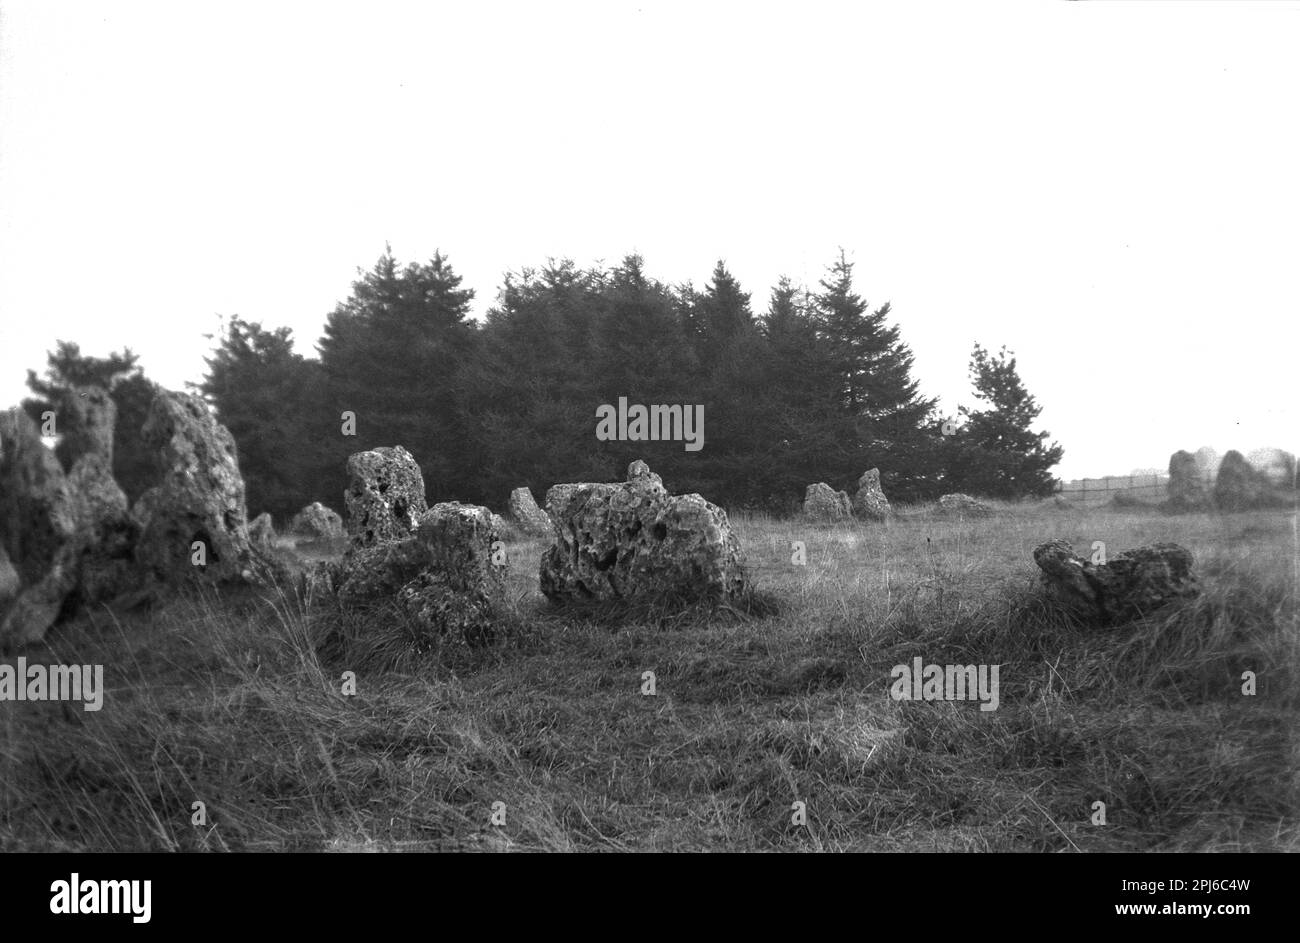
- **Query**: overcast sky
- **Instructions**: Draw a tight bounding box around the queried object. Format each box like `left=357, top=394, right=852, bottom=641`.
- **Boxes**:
left=1, top=0, right=1296, bottom=481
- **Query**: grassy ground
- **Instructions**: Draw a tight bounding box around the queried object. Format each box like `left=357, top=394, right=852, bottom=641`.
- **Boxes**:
left=1, top=499, right=1295, bottom=852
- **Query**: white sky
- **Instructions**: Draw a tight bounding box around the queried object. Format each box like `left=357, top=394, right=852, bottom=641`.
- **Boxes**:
left=1, top=0, right=1297, bottom=481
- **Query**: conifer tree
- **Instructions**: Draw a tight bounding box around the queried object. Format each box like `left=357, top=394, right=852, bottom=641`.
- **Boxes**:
left=946, top=343, right=1062, bottom=498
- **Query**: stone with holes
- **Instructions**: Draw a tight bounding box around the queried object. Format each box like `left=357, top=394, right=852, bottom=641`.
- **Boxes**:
left=131, top=389, right=264, bottom=585
left=539, top=460, right=745, bottom=605
left=1033, top=538, right=1199, bottom=626
left=344, top=446, right=427, bottom=548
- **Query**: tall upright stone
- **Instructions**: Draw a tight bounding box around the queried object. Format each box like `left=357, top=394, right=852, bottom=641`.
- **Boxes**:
left=1166, top=450, right=1208, bottom=511
left=508, top=486, right=551, bottom=536
left=852, top=468, right=892, bottom=521
left=344, top=446, right=427, bottom=548
left=55, top=385, right=116, bottom=468
left=132, top=389, right=257, bottom=584
left=1214, top=450, right=1265, bottom=512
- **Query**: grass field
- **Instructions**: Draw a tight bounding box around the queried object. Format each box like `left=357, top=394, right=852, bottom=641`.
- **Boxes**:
left=1, top=499, right=1296, bottom=852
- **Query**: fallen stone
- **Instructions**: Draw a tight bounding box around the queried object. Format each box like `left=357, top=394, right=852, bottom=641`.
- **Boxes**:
left=803, top=482, right=852, bottom=521
left=938, top=493, right=991, bottom=517
left=540, top=460, right=745, bottom=605
left=852, top=468, right=892, bottom=520
left=508, top=486, right=551, bottom=536
left=290, top=501, right=345, bottom=540
left=344, top=446, right=427, bottom=547
left=1033, top=538, right=1199, bottom=625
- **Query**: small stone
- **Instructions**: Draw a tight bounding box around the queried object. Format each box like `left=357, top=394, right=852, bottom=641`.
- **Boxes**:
left=851, top=468, right=892, bottom=521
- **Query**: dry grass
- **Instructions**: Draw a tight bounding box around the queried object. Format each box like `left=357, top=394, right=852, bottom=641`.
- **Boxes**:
left=1, top=500, right=1295, bottom=852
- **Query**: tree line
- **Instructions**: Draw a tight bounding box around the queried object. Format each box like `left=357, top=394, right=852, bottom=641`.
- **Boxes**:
left=21, top=249, right=1063, bottom=520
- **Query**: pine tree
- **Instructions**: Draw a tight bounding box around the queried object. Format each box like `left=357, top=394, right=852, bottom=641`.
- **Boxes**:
left=947, top=343, right=1062, bottom=498
left=694, top=261, right=754, bottom=370
left=317, top=247, right=478, bottom=502
left=812, top=252, right=938, bottom=498
left=200, top=317, right=324, bottom=519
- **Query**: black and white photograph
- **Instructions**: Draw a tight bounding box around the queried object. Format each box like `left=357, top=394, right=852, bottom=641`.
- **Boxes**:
left=0, top=0, right=1294, bottom=914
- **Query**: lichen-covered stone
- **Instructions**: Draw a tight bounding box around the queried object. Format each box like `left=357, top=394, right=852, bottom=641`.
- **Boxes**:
left=132, top=389, right=258, bottom=585
left=344, top=446, right=427, bottom=548
left=0, top=408, right=134, bottom=647
left=1033, top=538, right=1199, bottom=625
left=508, top=486, right=551, bottom=536
left=248, top=512, right=276, bottom=549
left=938, top=493, right=991, bottom=517
left=852, top=468, right=891, bottom=520
left=540, top=461, right=745, bottom=605
left=289, top=502, right=344, bottom=540
left=803, top=482, right=852, bottom=521
left=55, top=385, right=116, bottom=468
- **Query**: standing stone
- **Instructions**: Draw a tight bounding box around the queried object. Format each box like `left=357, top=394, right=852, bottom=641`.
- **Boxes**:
left=1193, top=446, right=1221, bottom=481
left=248, top=512, right=276, bottom=549
left=55, top=385, right=116, bottom=468
left=938, top=493, right=991, bottom=517
left=540, top=461, right=746, bottom=605
left=851, top=468, right=892, bottom=520
left=1214, top=450, right=1265, bottom=512
left=344, top=446, right=427, bottom=548
left=1166, top=450, right=1208, bottom=511
left=0, top=544, right=18, bottom=610
left=803, top=482, right=852, bottom=521
left=132, top=389, right=257, bottom=584
left=508, top=487, right=551, bottom=536
left=1246, top=447, right=1296, bottom=487
left=0, top=407, right=133, bottom=647
left=335, top=501, right=505, bottom=645
left=289, top=502, right=345, bottom=540
left=1033, top=538, right=1199, bottom=626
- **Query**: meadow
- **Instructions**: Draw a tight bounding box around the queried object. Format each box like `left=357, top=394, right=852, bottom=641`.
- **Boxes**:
left=1, top=499, right=1295, bottom=852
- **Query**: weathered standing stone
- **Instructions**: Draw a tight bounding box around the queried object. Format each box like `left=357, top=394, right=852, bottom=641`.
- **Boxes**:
left=132, top=389, right=257, bottom=584
left=344, top=447, right=427, bottom=548
left=335, top=501, right=505, bottom=644
left=803, top=482, right=852, bottom=521
left=1214, top=450, right=1266, bottom=512
left=852, top=468, right=891, bottom=520
left=938, top=493, right=991, bottom=517
left=508, top=487, right=551, bottom=536
left=540, top=460, right=746, bottom=605
left=1246, top=447, right=1296, bottom=487
left=1166, top=450, right=1208, bottom=511
left=290, top=502, right=345, bottom=540
left=0, top=544, right=18, bottom=609
left=248, top=512, right=276, bottom=549
left=1033, top=538, right=1199, bottom=626
left=55, top=386, right=116, bottom=468
left=0, top=407, right=133, bottom=647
